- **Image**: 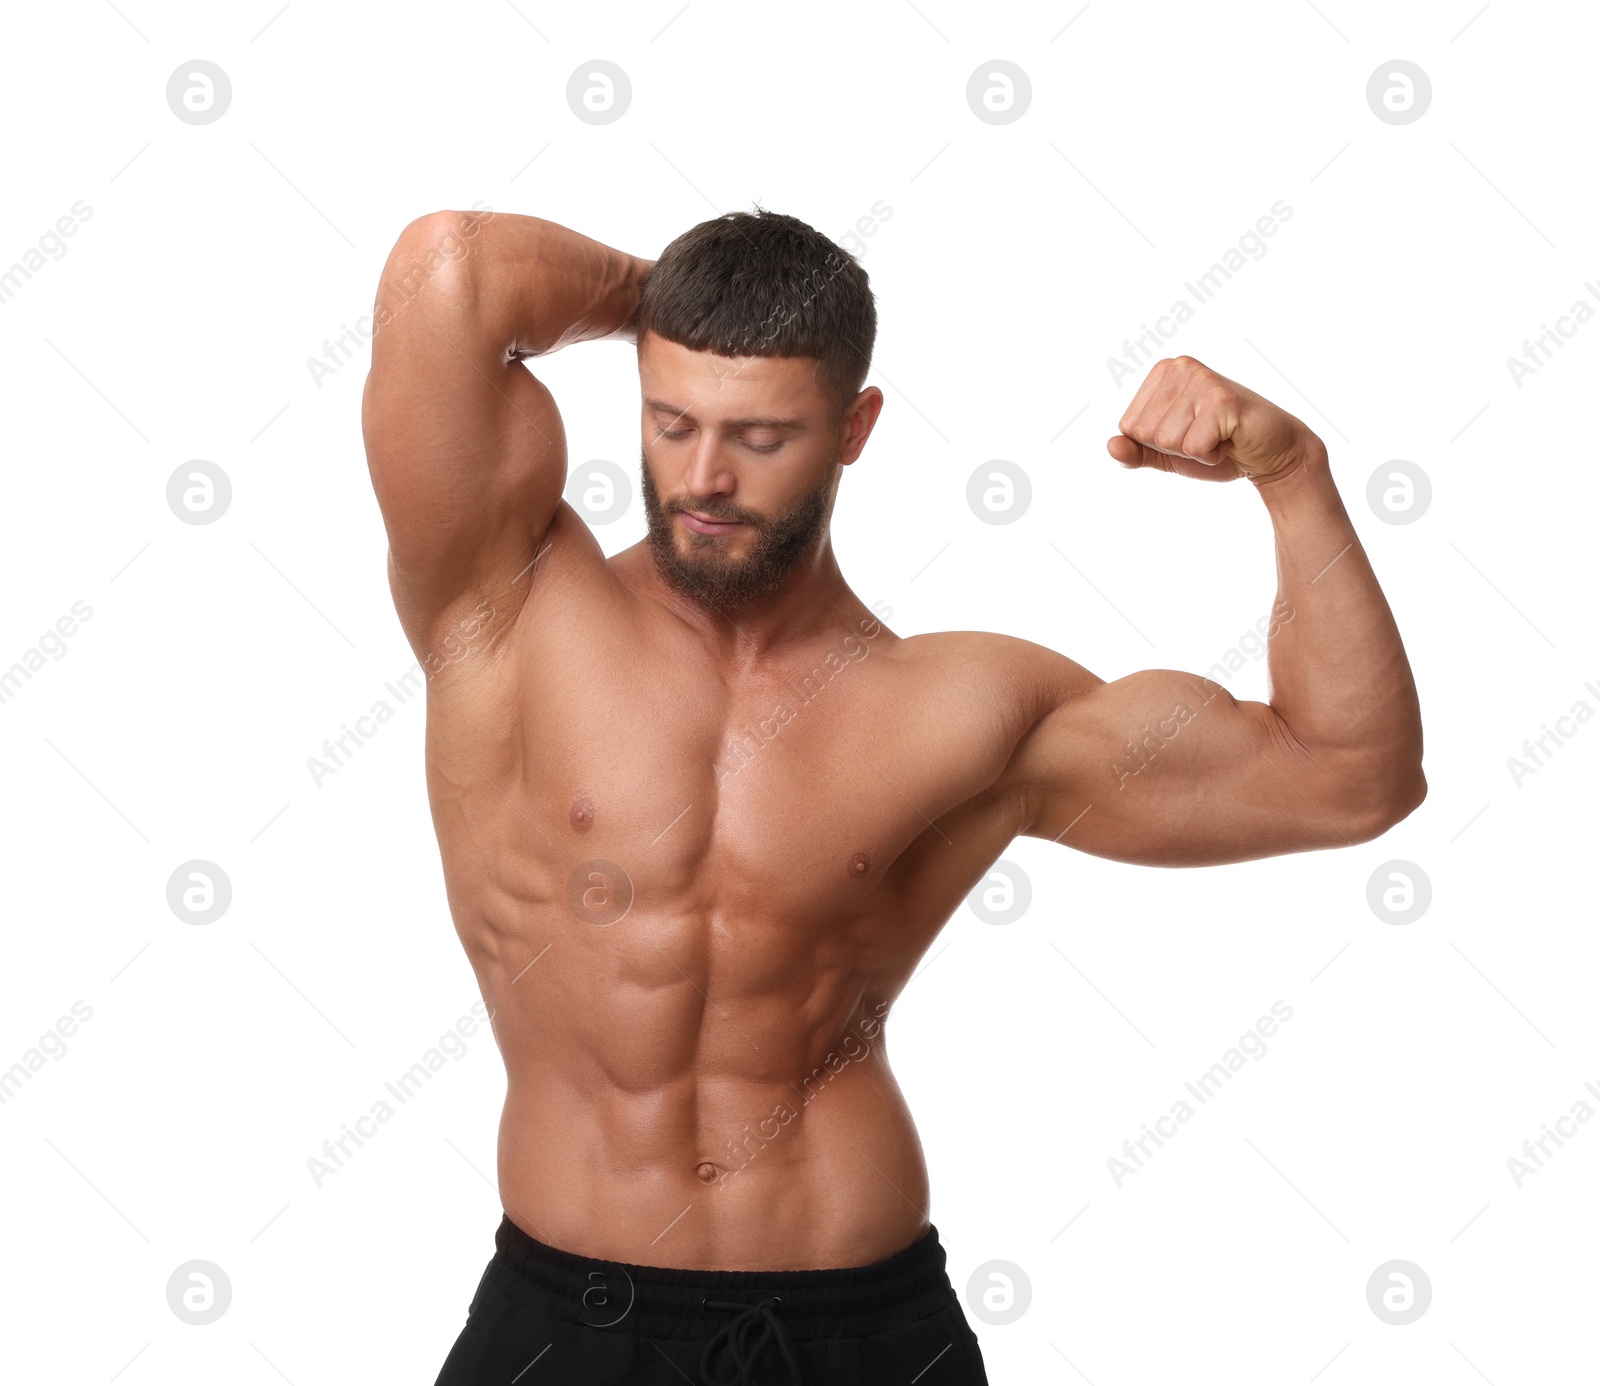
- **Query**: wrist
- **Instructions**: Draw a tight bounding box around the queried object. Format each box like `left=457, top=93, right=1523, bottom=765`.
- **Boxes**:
left=1253, top=447, right=1350, bottom=538
left=1249, top=437, right=1330, bottom=499
left=611, top=255, right=652, bottom=344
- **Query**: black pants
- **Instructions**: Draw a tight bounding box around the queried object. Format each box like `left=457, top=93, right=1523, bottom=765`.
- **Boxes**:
left=433, top=1214, right=990, bottom=1385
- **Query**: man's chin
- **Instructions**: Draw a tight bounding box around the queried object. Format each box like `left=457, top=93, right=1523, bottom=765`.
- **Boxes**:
left=661, top=565, right=756, bottom=613
left=647, top=527, right=750, bottom=609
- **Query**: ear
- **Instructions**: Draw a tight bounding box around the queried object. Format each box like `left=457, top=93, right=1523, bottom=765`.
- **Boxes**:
left=838, top=386, right=884, bottom=466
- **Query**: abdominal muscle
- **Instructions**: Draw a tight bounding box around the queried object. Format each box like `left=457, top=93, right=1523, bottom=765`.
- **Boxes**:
left=464, top=906, right=933, bottom=1272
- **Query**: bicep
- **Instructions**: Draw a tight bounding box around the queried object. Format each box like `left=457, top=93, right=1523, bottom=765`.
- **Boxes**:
left=361, top=214, right=564, bottom=652
left=1012, top=668, right=1372, bottom=866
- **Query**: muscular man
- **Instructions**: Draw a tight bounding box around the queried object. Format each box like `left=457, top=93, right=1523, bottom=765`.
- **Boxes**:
left=361, top=206, right=1425, bottom=1385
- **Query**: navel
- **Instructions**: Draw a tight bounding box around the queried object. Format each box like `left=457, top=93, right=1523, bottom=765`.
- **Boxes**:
left=694, top=1161, right=720, bottom=1183
left=569, top=796, right=596, bottom=833
left=848, top=850, right=871, bottom=878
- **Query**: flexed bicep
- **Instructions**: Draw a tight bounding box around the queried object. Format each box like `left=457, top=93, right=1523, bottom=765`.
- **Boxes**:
left=361, top=210, right=649, bottom=663
left=1009, top=667, right=1395, bottom=868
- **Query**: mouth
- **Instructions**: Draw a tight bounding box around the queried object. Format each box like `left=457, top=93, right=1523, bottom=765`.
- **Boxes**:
left=678, top=510, right=745, bottom=536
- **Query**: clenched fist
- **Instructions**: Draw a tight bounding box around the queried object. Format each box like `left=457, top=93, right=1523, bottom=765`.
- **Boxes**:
left=1107, top=356, right=1324, bottom=484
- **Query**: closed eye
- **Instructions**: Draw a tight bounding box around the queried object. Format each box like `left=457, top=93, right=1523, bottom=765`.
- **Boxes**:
left=656, top=427, right=782, bottom=454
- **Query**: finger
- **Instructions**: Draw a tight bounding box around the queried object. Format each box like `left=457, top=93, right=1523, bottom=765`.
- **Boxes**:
left=1112, top=438, right=1235, bottom=481
left=1183, top=379, right=1246, bottom=467
left=1118, top=358, right=1179, bottom=437
left=1108, top=437, right=1185, bottom=472
left=1108, top=435, right=1164, bottom=470
left=1143, top=392, right=1227, bottom=465
left=1180, top=404, right=1228, bottom=466
left=1119, top=355, right=1203, bottom=444
left=1143, top=365, right=1233, bottom=465
left=1107, top=434, right=1143, bottom=467
left=1149, top=394, right=1203, bottom=457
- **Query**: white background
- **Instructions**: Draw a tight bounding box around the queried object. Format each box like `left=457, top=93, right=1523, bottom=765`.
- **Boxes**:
left=1, top=1, right=1596, bottom=1382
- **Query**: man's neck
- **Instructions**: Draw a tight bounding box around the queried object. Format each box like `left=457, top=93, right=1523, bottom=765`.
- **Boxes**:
left=624, top=535, right=861, bottom=672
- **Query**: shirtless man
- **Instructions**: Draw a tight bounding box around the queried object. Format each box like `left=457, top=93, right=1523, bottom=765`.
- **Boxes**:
left=361, top=206, right=1425, bottom=1385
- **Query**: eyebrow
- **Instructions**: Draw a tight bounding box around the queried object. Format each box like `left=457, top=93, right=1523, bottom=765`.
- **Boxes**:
left=643, top=398, right=806, bottom=431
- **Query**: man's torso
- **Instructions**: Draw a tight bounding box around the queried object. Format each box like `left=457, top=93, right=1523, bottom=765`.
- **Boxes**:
left=420, top=502, right=1058, bottom=1270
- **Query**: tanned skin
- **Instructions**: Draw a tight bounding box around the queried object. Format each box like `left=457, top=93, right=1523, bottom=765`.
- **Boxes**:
left=361, top=208, right=1425, bottom=1272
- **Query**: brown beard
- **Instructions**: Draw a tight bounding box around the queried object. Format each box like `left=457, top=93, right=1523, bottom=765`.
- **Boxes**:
left=639, top=449, right=833, bottom=614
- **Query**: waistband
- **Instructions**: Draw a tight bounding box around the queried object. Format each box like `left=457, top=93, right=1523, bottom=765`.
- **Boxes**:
left=485, top=1214, right=957, bottom=1342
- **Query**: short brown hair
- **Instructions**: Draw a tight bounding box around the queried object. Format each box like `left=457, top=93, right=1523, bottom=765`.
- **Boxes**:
left=637, top=206, right=876, bottom=416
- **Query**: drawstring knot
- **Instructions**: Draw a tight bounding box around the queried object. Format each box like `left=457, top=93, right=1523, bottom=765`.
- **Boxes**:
left=698, top=1293, right=802, bottom=1385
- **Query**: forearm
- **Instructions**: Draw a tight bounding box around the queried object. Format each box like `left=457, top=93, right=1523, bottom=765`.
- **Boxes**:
left=379, top=209, right=651, bottom=360
left=1252, top=448, right=1425, bottom=801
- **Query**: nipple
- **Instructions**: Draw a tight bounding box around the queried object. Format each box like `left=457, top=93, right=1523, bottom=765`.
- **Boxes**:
left=570, top=796, right=595, bottom=833
left=695, top=1161, right=719, bottom=1183
left=848, top=851, right=871, bottom=878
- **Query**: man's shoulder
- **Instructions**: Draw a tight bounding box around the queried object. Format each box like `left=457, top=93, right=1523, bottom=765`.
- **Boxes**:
left=857, top=630, right=1106, bottom=839
left=889, top=628, right=1100, bottom=703
left=872, top=630, right=1107, bottom=795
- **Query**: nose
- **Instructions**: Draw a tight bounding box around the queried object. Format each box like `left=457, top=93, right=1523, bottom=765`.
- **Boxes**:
left=679, top=434, right=738, bottom=506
